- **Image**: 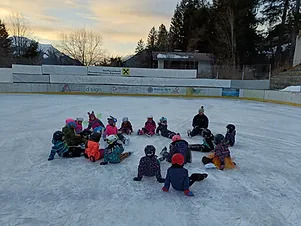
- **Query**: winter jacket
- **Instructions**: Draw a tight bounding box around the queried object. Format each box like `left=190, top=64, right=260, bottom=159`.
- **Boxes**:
left=163, top=165, right=189, bottom=191
left=143, top=120, right=156, bottom=135
left=168, top=140, right=191, bottom=163
left=214, top=143, right=231, bottom=164
left=75, top=122, right=83, bottom=134
left=62, top=126, right=85, bottom=146
left=48, top=140, right=69, bottom=159
left=119, top=121, right=133, bottom=134
left=85, top=140, right=102, bottom=161
left=103, top=143, right=124, bottom=163
left=156, top=122, right=177, bottom=138
left=105, top=125, right=118, bottom=136
left=87, top=118, right=105, bottom=131
left=192, top=114, right=209, bottom=129
left=225, top=131, right=236, bottom=147
left=136, top=156, right=163, bottom=180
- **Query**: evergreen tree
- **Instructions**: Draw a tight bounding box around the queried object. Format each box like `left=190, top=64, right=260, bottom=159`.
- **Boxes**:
left=147, top=27, right=158, bottom=50
left=0, top=19, right=12, bottom=67
left=135, top=39, right=145, bottom=53
left=261, top=0, right=293, bottom=67
left=23, top=40, right=40, bottom=59
left=169, top=0, right=201, bottom=51
left=169, top=3, right=185, bottom=51
left=156, top=24, right=169, bottom=51
left=213, top=0, right=261, bottom=65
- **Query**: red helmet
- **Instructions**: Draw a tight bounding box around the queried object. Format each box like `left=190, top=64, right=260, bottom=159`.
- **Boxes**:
left=172, top=134, right=181, bottom=142
left=171, top=153, right=185, bottom=166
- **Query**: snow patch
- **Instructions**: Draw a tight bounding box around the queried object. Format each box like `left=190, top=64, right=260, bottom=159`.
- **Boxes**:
left=281, top=86, right=301, bottom=92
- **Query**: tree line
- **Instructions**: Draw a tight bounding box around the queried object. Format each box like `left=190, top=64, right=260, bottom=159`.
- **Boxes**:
left=136, top=0, right=301, bottom=70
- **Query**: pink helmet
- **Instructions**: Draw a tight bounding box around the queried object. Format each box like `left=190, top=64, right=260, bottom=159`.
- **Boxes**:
left=172, top=134, right=181, bottom=142
left=65, top=118, right=74, bottom=125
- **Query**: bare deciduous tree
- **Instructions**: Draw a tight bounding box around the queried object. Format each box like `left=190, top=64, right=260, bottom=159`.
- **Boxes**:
left=7, top=13, right=33, bottom=57
left=58, top=28, right=104, bottom=66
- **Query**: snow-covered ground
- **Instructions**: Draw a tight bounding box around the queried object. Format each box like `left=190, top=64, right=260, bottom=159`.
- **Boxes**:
left=1, top=94, right=301, bottom=226
left=281, top=86, right=301, bottom=92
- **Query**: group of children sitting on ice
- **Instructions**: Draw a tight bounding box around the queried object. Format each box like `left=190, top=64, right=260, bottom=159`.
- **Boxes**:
left=48, top=106, right=237, bottom=196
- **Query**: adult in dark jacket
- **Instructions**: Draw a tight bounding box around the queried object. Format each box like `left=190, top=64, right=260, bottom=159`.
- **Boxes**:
left=188, top=106, right=209, bottom=137
left=133, top=145, right=165, bottom=183
left=162, top=154, right=208, bottom=197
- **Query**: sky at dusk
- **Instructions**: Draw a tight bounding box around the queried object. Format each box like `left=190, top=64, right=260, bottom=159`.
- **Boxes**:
left=0, top=0, right=179, bottom=56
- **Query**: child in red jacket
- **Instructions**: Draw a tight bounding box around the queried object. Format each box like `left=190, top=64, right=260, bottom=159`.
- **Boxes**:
left=84, top=132, right=104, bottom=162
left=137, top=116, right=156, bottom=136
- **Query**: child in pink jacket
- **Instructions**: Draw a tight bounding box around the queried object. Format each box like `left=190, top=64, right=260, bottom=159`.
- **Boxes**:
left=105, top=116, right=129, bottom=145
left=75, top=117, right=84, bottom=134
left=137, top=116, right=156, bottom=136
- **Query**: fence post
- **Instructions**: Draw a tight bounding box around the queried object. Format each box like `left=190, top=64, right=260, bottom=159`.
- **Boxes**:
left=242, top=65, right=245, bottom=80
left=268, top=64, right=272, bottom=80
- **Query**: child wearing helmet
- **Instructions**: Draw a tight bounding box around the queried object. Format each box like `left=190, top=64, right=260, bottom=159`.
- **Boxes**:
left=161, top=135, right=192, bottom=164
left=162, top=153, right=208, bottom=197
left=62, top=118, right=87, bottom=147
left=99, top=135, right=131, bottom=165
left=86, top=111, right=105, bottom=132
left=156, top=117, right=178, bottom=139
left=133, top=145, right=165, bottom=183
left=119, top=117, right=133, bottom=135
left=137, top=116, right=156, bottom=136
left=202, top=134, right=236, bottom=170
left=84, top=132, right=104, bottom=162
left=225, top=124, right=236, bottom=147
left=105, top=116, right=129, bottom=145
left=48, top=130, right=84, bottom=160
left=75, top=117, right=84, bottom=134
left=188, top=129, right=214, bottom=152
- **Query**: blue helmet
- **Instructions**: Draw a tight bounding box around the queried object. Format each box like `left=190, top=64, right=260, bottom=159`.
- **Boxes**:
left=159, top=117, right=167, bottom=123
left=53, top=131, right=63, bottom=141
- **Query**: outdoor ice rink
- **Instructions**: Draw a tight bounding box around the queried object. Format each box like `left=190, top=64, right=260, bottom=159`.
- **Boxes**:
left=1, top=94, right=301, bottom=226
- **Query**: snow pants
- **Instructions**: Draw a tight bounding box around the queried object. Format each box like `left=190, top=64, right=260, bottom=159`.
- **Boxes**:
left=63, top=147, right=84, bottom=158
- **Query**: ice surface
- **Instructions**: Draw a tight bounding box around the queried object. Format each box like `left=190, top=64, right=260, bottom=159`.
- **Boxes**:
left=1, top=94, right=301, bottom=226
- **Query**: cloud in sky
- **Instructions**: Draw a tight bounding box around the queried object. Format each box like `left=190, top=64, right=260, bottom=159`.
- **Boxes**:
left=0, top=0, right=179, bottom=56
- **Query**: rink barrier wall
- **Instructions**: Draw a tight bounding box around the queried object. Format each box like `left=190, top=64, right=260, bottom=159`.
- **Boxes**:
left=0, top=68, right=12, bottom=83
left=0, top=83, right=301, bottom=106
left=2, top=65, right=271, bottom=89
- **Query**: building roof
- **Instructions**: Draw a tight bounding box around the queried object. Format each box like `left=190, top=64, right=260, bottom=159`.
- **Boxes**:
left=152, top=52, right=213, bottom=62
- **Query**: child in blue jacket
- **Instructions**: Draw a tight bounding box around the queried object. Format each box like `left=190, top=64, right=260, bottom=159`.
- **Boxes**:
left=48, top=131, right=83, bottom=160
left=225, top=124, right=236, bottom=147
left=162, top=153, right=207, bottom=196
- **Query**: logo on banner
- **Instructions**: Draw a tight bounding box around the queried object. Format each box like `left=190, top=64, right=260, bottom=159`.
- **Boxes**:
left=122, top=68, right=130, bottom=76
